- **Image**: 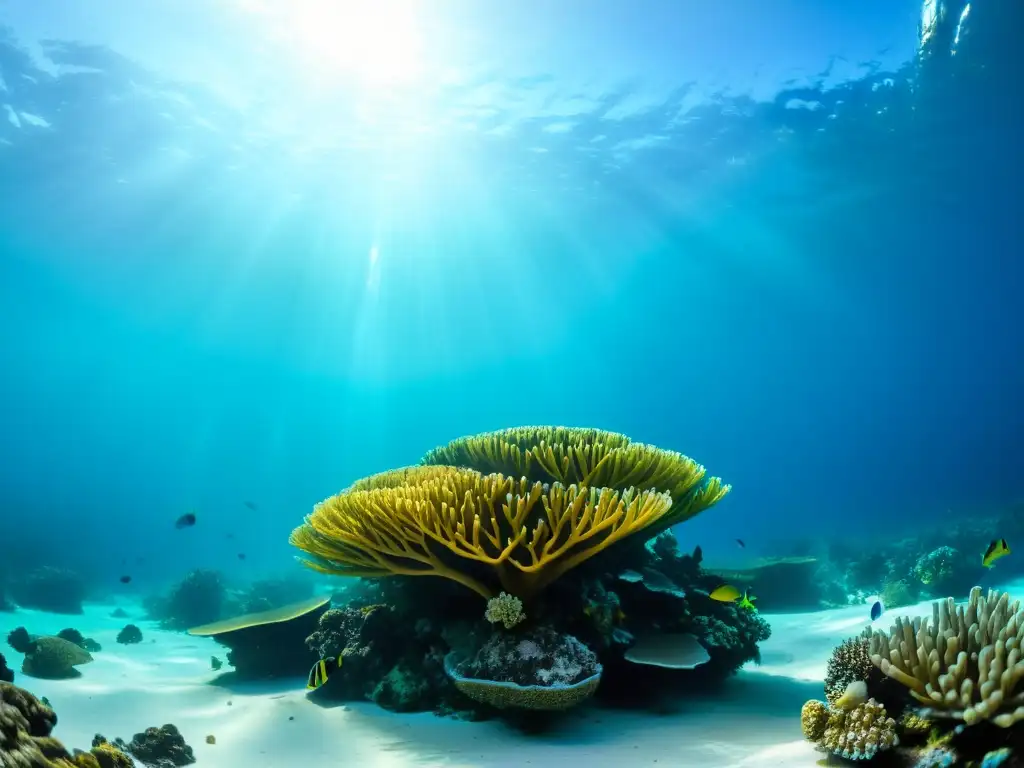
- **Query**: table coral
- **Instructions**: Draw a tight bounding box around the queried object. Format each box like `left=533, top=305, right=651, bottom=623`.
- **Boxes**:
left=291, top=426, right=729, bottom=602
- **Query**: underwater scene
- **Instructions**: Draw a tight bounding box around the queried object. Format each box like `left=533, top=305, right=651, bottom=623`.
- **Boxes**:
left=1, top=0, right=1022, bottom=766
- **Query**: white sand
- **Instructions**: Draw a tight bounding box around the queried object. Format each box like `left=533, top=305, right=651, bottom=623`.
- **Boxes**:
left=4, top=579, right=1021, bottom=768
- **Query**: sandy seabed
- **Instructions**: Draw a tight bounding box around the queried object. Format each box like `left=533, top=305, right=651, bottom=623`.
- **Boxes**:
left=5, top=577, right=1022, bottom=768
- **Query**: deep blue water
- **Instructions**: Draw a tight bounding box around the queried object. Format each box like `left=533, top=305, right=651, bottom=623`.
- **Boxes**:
left=0, top=0, right=1021, bottom=591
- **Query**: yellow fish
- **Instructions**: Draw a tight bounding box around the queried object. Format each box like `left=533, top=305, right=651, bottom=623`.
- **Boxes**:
left=306, top=656, right=341, bottom=691
left=982, top=538, right=1010, bottom=568
left=709, top=584, right=742, bottom=602
left=738, top=590, right=758, bottom=611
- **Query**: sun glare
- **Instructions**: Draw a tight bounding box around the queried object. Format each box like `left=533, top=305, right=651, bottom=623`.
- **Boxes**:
left=272, top=0, right=425, bottom=88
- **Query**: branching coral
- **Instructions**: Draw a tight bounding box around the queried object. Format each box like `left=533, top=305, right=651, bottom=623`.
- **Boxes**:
left=865, top=586, right=1024, bottom=727
left=291, top=466, right=680, bottom=600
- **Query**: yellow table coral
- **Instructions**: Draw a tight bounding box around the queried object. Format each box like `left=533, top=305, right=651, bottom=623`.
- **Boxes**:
left=290, top=426, right=729, bottom=600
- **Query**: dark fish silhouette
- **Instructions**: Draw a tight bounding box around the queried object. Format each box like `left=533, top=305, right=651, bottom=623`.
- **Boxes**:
left=870, top=600, right=884, bottom=621
left=243, top=501, right=258, bottom=511
left=119, top=575, right=132, bottom=584
left=237, top=553, right=246, bottom=560
left=175, top=512, right=197, bottom=529
left=735, top=538, right=745, bottom=548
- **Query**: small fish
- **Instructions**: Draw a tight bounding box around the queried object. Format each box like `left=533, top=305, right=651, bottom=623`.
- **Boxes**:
left=306, top=656, right=341, bottom=690
left=738, top=590, right=758, bottom=611
left=205, top=735, right=216, bottom=745
left=175, top=512, right=197, bottom=529
left=982, top=538, right=1010, bottom=568
left=243, top=500, right=258, bottom=511
left=119, top=575, right=132, bottom=584
left=709, top=584, right=742, bottom=603
left=237, top=553, right=246, bottom=560
left=735, top=538, right=745, bottom=548
left=870, top=600, right=884, bottom=621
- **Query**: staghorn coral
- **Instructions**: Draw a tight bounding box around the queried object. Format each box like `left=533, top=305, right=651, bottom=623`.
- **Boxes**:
left=291, top=466, right=686, bottom=600
left=420, top=426, right=729, bottom=533
left=820, top=698, right=899, bottom=761
left=484, top=592, right=525, bottom=629
left=865, top=586, right=1024, bottom=727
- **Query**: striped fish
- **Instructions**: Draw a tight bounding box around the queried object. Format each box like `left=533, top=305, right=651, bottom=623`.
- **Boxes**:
left=306, top=656, right=341, bottom=690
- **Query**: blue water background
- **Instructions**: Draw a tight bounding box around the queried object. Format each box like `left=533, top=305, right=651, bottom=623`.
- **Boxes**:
left=0, top=0, right=1021, bottom=592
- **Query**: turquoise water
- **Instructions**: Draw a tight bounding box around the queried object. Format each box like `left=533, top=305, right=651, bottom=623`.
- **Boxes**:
left=1, top=2, right=1022, bottom=766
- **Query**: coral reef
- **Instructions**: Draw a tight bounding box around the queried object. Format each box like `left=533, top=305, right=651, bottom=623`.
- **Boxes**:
left=291, top=427, right=729, bottom=601
left=187, top=596, right=329, bottom=678
left=57, top=628, right=102, bottom=653
left=7, top=626, right=32, bottom=654
left=912, top=546, right=974, bottom=597
left=881, top=578, right=919, bottom=609
left=84, top=737, right=135, bottom=768
left=0, top=653, right=12, bottom=683
left=445, top=627, right=602, bottom=710
left=116, top=625, right=143, bottom=645
left=145, top=570, right=224, bottom=630
left=22, top=636, right=94, bottom=679
left=823, top=698, right=899, bottom=760
left=9, top=567, right=87, bottom=614
left=0, top=681, right=134, bottom=767
left=824, top=637, right=899, bottom=709
left=112, top=724, right=194, bottom=767
left=865, top=587, right=1024, bottom=726
left=272, top=427, right=770, bottom=719
left=801, top=689, right=899, bottom=761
